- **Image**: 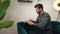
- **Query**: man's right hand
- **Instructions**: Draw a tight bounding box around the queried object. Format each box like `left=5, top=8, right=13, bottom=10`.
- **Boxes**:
left=26, top=19, right=34, bottom=25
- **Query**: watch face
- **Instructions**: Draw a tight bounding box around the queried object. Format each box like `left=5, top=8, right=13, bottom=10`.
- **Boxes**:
left=53, top=0, right=60, bottom=11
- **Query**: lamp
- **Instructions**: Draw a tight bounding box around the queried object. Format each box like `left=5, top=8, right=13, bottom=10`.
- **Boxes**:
left=53, top=0, right=60, bottom=22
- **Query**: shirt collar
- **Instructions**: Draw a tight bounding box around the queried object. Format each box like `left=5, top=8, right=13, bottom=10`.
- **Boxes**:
left=40, top=11, right=44, bottom=16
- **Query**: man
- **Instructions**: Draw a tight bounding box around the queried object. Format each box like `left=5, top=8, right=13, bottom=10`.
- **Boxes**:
left=26, top=4, right=51, bottom=34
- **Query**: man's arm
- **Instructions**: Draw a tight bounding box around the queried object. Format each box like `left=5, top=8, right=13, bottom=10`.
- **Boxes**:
left=33, top=15, right=51, bottom=28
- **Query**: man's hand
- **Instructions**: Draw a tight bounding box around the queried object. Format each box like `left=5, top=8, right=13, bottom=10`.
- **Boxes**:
left=26, top=19, right=34, bottom=25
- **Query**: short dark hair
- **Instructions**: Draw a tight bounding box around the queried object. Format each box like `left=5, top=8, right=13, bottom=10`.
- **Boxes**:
left=34, top=4, right=43, bottom=10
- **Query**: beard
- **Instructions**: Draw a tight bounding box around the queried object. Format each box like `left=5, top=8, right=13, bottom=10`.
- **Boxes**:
left=37, top=11, right=41, bottom=14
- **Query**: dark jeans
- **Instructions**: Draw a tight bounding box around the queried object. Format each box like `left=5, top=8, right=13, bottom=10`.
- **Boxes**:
left=18, top=22, right=53, bottom=34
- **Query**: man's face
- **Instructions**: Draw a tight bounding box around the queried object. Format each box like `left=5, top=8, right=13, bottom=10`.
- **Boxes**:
left=35, top=7, right=43, bottom=14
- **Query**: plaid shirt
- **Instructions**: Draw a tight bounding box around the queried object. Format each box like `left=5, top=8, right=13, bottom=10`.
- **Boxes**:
left=33, top=11, right=51, bottom=29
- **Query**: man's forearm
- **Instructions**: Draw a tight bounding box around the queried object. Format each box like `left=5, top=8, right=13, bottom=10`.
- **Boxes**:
left=33, top=23, right=45, bottom=28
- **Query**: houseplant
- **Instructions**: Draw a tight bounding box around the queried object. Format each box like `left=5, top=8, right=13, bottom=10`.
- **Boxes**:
left=0, top=0, right=14, bottom=29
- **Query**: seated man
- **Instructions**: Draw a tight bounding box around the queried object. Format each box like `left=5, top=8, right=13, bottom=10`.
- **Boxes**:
left=26, top=4, right=52, bottom=34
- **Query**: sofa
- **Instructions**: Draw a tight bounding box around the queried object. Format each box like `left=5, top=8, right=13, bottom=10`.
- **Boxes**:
left=17, top=21, right=60, bottom=34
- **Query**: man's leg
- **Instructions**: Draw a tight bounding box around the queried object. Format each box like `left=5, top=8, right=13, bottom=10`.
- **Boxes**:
left=28, top=25, right=43, bottom=34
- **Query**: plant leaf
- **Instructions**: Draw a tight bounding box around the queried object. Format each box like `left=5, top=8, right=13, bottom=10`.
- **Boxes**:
left=0, top=0, right=10, bottom=20
left=0, top=20, right=14, bottom=28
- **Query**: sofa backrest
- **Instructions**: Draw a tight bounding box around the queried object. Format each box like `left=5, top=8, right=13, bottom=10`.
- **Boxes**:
left=51, top=21, right=60, bottom=34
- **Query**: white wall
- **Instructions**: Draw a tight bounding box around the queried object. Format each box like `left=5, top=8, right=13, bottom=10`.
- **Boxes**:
left=0, top=0, right=59, bottom=34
